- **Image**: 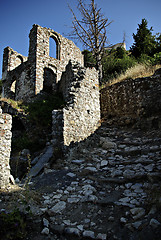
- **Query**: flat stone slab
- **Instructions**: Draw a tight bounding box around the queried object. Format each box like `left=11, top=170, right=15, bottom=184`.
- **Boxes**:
left=29, top=146, right=53, bottom=177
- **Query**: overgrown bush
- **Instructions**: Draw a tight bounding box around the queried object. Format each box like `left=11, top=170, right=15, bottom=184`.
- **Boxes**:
left=136, top=52, right=161, bottom=66
left=150, top=52, right=161, bottom=65
left=102, top=48, right=137, bottom=83
left=12, top=133, right=46, bottom=153
left=11, top=93, right=65, bottom=153
left=22, top=93, right=65, bottom=128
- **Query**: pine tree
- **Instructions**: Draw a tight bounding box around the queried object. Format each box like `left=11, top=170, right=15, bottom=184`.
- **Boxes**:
left=155, top=33, right=161, bottom=53
left=130, top=18, right=156, bottom=58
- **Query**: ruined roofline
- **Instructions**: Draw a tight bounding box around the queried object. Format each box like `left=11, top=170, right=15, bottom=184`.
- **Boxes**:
left=2, top=23, right=84, bottom=101
left=3, top=46, right=28, bottom=61
left=30, top=24, right=81, bottom=51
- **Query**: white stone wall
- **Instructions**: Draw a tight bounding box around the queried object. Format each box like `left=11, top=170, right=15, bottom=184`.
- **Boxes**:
left=0, top=107, right=13, bottom=188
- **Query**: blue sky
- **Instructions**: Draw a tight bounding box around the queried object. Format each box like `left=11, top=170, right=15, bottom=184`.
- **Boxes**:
left=0, top=0, right=161, bottom=78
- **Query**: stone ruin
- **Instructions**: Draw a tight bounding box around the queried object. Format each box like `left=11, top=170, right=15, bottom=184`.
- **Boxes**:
left=2, top=24, right=84, bottom=100
left=0, top=24, right=101, bottom=187
left=1, top=24, right=161, bottom=189
left=0, top=107, right=14, bottom=187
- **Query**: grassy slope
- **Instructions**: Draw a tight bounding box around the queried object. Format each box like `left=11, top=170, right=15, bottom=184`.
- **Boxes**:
left=101, top=64, right=161, bottom=88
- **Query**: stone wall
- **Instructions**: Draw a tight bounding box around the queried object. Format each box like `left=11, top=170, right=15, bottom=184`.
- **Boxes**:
left=0, top=107, right=13, bottom=188
left=101, top=73, right=161, bottom=127
left=52, top=61, right=100, bottom=146
left=2, top=24, right=84, bottom=101
left=1, top=47, right=31, bottom=100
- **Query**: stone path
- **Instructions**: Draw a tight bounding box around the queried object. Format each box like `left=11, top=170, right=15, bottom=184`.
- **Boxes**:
left=1, top=123, right=161, bottom=239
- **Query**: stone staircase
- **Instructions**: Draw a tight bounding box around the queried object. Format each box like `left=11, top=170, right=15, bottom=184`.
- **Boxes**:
left=28, top=122, right=161, bottom=240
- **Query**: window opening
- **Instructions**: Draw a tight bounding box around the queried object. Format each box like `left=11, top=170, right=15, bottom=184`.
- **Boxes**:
left=49, top=37, right=57, bottom=59
left=43, top=68, right=56, bottom=93
left=14, top=55, right=23, bottom=68
left=11, top=80, right=16, bottom=93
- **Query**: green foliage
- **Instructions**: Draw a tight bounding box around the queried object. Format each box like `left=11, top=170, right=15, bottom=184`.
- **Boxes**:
left=83, top=47, right=138, bottom=84
left=12, top=133, right=46, bottom=153
left=136, top=52, right=161, bottom=66
left=82, top=50, right=96, bottom=67
left=130, top=18, right=156, bottom=58
left=151, top=52, right=161, bottom=65
left=24, top=93, right=65, bottom=128
left=11, top=93, right=65, bottom=154
left=155, top=33, right=161, bottom=53
left=137, top=53, right=152, bottom=65
left=102, top=48, right=137, bottom=83
left=0, top=208, right=26, bottom=239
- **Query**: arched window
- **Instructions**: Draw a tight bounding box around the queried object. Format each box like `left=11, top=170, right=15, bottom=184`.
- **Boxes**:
left=10, top=76, right=17, bottom=99
left=17, top=55, right=23, bottom=64
left=11, top=80, right=16, bottom=93
left=49, top=35, right=60, bottom=60
left=15, top=55, right=23, bottom=68
left=49, top=37, right=57, bottom=59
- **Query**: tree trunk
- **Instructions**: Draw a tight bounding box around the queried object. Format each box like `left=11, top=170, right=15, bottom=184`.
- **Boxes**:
left=96, top=54, right=103, bottom=83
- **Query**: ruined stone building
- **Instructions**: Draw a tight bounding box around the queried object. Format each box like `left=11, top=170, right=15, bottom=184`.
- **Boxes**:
left=1, top=24, right=161, bottom=188
left=0, top=24, right=100, bottom=187
left=2, top=24, right=84, bottom=101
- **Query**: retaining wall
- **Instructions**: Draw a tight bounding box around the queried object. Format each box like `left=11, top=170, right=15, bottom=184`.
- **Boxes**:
left=101, top=74, right=161, bottom=127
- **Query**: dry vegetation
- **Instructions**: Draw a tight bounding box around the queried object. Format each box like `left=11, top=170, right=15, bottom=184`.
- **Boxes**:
left=102, top=64, right=161, bottom=88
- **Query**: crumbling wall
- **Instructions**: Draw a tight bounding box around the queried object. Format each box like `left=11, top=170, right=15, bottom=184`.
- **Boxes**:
left=0, top=107, right=13, bottom=188
left=1, top=47, right=31, bottom=100
left=30, top=25, right=84, bottom=95
left=53, top=61, right=100, bottom=146
left=101, top=74, right=161, bottom=127
left=2, top=24, right=84, bottom=101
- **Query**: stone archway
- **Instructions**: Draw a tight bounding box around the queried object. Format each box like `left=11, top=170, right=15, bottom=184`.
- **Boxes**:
left=43, top=68, right=57, bottom=93
left=49, top=34, right=61, bottom=60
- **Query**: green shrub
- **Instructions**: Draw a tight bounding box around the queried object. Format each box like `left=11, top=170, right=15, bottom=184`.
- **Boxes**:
left=12, top=133, right=46, bottom=153
left=137, top=54, right=152, bottom=65
left=102, top=49, right=137, bottom=83
left=136, top=52, right=161, bottom=66
left=11, top=93, right=65, bottom=153
left=82, top=50, right=96, bottom=67
left=151, top=52, right=161, bottom=65
left=23, top=93, right=65, bottom=128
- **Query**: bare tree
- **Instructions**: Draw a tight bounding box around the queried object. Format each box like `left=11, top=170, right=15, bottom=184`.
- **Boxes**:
left=68, top=0, right=112, bottom=81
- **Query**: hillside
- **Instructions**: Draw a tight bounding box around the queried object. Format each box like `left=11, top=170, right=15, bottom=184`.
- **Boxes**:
left=103, top=64, right=161, bottom=87
left=0, top=65, right=161, bottom=239
left=0, top=118, right=161, bottom=240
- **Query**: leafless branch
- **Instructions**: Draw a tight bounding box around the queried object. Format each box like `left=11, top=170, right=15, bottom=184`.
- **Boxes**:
left=68, top=0, right=112, bottom=81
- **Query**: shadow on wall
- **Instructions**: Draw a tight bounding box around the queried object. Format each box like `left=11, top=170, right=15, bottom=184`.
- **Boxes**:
left=43, top=68, right=57, bottom=93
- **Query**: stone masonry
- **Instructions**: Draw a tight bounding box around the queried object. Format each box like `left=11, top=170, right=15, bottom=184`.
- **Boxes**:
left=0, top=25, right=101, bottom=186
left=0, top=106, right=13, bottom=188
left=101, top=73, right=161, bottom=128
left=52, top=60, right=100, bottom=146
left=2, top=24, right=83, bottom=101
